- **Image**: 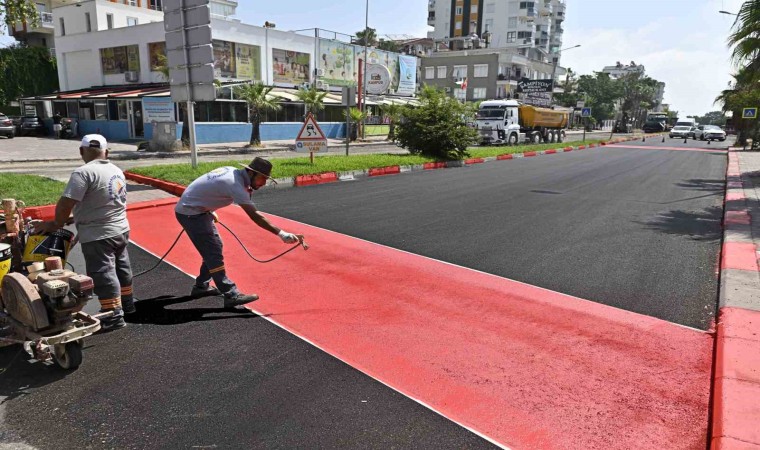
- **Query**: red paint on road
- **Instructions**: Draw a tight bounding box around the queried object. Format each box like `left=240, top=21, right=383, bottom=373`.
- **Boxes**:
left=128, top=203, right=712, bottom=450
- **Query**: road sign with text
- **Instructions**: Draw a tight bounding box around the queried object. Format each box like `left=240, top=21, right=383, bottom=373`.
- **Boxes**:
left=295, top=113, right=328, bottom=153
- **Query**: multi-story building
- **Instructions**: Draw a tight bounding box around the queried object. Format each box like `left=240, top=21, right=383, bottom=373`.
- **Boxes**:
left=602, top=61, right=666, bottom=112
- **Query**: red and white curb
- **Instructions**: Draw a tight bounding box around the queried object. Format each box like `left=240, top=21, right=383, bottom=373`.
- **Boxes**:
left=711, top=150, right=760, bottom=449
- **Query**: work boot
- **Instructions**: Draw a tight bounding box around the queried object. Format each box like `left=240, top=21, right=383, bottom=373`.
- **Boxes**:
left=223, top=292, right=258, bottom=309
left=191, top=284, right=221, bottom=299
left=99, top=308, right=126, bottom=332
left=121, top=297, right=136, bottom=315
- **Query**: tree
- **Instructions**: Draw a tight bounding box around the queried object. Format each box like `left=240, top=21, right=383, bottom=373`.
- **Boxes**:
left=295, top=86, right=327, bottom=117
left=716, top=68, right=760, bottom=148
left=1, top=0, right=41, bottom=32
left=0, top=46, right=58, bottom=107
left=395, top=86, right=478, bottom=160
left=354, top=27, right=378, bottom=47
left=378, top=39, right=400, bottom=53
left=728, top=0, right=760, bottom=74
left=345, top=107, right=366, bottom=141
left=235, top=82, right=282, bottom=146
left=688, top=111, right=727, bottom=126
left=617, top=72, right=659, bottom=127
left=576, top=72, right=620, bottom=124
left=380, top=102, right=403, bottom=141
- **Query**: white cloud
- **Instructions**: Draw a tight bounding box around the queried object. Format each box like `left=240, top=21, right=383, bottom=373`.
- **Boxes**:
left=561, top=0, right=746, bottom=117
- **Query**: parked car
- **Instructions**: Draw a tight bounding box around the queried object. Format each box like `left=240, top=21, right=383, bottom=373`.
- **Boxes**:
left=695, top=125, right=726, bottom=141
left=687, top=126, right=700, bottom=139
left=0, top=114, right=15, bottom=139
left=18, top=116, right=47, bottom=136
left=669, top=125, right=692, bottom=139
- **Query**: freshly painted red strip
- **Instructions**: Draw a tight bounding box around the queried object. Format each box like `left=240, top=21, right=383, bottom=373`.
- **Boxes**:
left=295, top=174, right=321, bottom=186
left=523, top=151, right=537, bottom=157
left=368, top=167, right=386, bottom=176
left=465, top=158, right=485, bottom=164
left=496, top=154, right=514, bottom=160
left=606, top=144, right=728, bottom=153
left=128, top=203, right=712, bottom=450
left=578, top=145, right=587, bottom=150
left=318, top=172, right=339, bottom=183
left=383, top=166, right=401, bottom=175
left=721, top=242, right=760, bottom=271
left=712, top=308, right=760, bottom=447
left=588, top=143, right=596, bottom=148
left=725, top=210, right=751, bottom=225
left=127, top=198, right=179, bottom=212
left=423, top=162, right=447, bottom=169
left=726, top=191, right=746, bottom=202
left=23, top=204, right=56, bottom=220
left=544, top=149, right=557, bottom=154
left=727, top=181, right=743, bottom=189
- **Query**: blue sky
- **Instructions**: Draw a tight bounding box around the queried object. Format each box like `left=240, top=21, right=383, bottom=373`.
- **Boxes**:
left=2, top=0, right=744, bottom=117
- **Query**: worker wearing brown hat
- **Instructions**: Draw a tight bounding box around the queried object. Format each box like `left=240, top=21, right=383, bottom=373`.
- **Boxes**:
left=175, top=157, right=300, bottom=308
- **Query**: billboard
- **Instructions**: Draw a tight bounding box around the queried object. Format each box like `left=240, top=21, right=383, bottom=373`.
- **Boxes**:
left=100, top=45, right=140, bottom=75
left=318, top=39, right=356, bottom=87
left=397, top=55, right=417, bottom=96
left=213, top=40, right=236, bottom=79
left=273, top=48, right=310, bottom=85
left=235, top=43, right=261, bottom=81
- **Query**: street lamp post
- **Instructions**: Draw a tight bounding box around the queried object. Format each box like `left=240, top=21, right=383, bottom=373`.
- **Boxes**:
left=361, top=0, right=369, bottom=140
left=550, top=44, right=581, bottom=105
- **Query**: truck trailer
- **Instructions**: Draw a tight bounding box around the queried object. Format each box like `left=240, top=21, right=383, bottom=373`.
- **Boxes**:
left=475, top=100, right=569, bottom=145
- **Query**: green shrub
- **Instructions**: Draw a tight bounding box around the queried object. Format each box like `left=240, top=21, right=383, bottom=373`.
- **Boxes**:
left=395, top=87, right=478, bottom=160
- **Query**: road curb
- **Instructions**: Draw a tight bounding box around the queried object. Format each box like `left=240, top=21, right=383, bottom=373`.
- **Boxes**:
left=711, top=150, right=760, bottom=449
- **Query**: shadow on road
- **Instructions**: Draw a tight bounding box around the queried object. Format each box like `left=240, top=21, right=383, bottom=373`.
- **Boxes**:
left=0, top=346, right=69, bottom=403
left=675, top=178, right=725, bottom=192
left=127, top=295, right=257, bottom=326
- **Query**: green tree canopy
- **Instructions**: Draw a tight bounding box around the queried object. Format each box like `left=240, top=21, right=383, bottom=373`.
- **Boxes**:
left=354, top=27, right=378, bottom=47
left=0, top=46, right=58, bottom=106
left=234, top=82, right=282, bottom=146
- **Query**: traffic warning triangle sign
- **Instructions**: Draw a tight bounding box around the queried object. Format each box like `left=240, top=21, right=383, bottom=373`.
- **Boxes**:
left=296, top=113, right=327, bottom=141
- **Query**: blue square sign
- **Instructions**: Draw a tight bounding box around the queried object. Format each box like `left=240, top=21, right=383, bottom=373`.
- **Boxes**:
left=581, top=107, right=592, bottom=118
left=743, top=107, right=758, bottom=119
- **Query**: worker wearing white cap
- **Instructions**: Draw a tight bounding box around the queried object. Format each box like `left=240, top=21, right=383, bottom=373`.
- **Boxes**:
left=33, top=134, right=134, bottom=331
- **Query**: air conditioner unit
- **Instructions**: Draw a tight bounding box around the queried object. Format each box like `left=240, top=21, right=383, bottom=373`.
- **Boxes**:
left=315, top=80, right=329, bottom=90
left=124, top=71, right=139, bottom=82
left=315, top=68, right=325, bottom=77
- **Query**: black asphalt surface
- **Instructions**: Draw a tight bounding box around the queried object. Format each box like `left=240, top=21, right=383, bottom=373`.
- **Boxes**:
left=254, top=138, right=726, bottom=330
left=0, top=245, right=494, bottom=449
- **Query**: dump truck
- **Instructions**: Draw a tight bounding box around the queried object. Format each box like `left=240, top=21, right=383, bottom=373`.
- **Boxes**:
left=476, top=100, right=569, bottom=145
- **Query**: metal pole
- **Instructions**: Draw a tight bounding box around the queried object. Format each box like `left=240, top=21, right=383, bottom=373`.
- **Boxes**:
left=361, top=0, right=369, bottom=140
left=345, top=102, right=350, bottom=155
left=265, top=27, right=269, bottom=85
left=179, top=0, right=197, bottom=168
left=583, top=116, right=587, bottom=142
left=188, top=100, right=198, bottom=167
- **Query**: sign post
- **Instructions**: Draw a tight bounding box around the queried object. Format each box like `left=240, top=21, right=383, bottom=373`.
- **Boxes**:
left=342, top=86, right=356, bottom=156
left=581, top=107, right=592, bottom=142
left=295, top=112, right=328, bottom=164
left=163, top=0, right=214, bottom=168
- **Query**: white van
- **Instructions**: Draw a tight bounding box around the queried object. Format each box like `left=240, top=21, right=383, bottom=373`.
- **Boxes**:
left=674, top=118, right=696, bottom=128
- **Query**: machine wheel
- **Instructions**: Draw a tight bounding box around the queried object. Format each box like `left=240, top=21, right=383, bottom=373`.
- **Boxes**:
left=508, top=133, right=518, bottom=146
left=530, top=131, right=541, bottom=143
left=549, top=130, right=557, bottom=143
left=53, top=341, right=83, bottom=370
left=557, top=131, right=565, bottom=143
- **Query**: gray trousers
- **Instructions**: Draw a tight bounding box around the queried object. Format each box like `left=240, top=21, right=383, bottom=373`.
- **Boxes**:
left=175, top=212, right=238, bottom=296
left=81, top=231, right=133, bottom=311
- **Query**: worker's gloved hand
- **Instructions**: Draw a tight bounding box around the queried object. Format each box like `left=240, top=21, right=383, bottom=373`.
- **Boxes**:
left=278, top=230, right=299, bottom=244
left=30, top=220, right=60, bottom=235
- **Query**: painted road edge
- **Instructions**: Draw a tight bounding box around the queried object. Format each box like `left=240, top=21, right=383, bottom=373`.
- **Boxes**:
left=712, top=150, right=760, bottom=449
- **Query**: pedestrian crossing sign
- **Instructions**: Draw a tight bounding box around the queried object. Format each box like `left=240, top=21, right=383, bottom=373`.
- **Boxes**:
left=742, top=108, right=758, bottom=119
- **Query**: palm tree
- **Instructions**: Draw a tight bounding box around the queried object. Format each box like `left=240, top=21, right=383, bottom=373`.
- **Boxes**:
left=295, top=86, right=327, bottom=118
left=380, top=103, right=403, bottom=141
left=354, top=27, right=378, bottom=47
left=234, top=82, right=282, bottom=146
left=728, top=0, right=760, bottom=73
left=345, top=107, right=367, bottom=141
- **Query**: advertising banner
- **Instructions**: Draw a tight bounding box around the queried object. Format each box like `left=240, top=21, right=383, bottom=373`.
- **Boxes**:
left=318, top=39, right=356, bottom=87
left=148, top=42, right=166, bottom=72
left=516, top=78, right=554, bottom=93
left=272, top=48, right=310, bottom=85
left=213, top=40, right=236, bottom=79
left=365, top=64, right=391, bottom=95
left=235, top=43, right=261, bottom=81
left=100, top=45, right=140, bottom=75
left=397, top=55, right=417, bottom=96
left=142, top=97, right=175, bottom=123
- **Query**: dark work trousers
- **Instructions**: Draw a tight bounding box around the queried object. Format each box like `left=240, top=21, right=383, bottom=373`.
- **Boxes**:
left=80, top=231, right=133, bottom=311
left=175, top=212, right=239, bottom=296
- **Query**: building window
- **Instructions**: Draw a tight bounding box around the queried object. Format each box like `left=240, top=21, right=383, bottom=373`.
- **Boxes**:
left=437, top=66, right=447, bottom=78
left=485, top=2, right=495, bottom=13
left=508, top=17, right=517, bottom=28
left=455, top=88, right=467, bottom=101
left=519, top=1, right=535, bottom=8
left=485, top=18, right=493, bottom=31
left=127, top=0, right=137, bottom=6
left=471, top=5, right=478, bottom=13
left=106, top=14, right=114, bottom=29
left=425, top=67, right=435, bottom=79
left=94, top=101, right=108, bottom=120
left=455, top=21, right=462, bottom=30
left=452, top=65, right=467, bottom=78
left=473, top=88, right=487, bottom=99
left=59, top=18, right=65, bottom=36
left=517, top=31, right=532, bottom=39
left=127, top=17, right=138, bottom=27
left=474, top=64, right=488, bottom=78
left=85, top=13, right=91, bottom=32
left=455, top=6, right=463, bottom=15
left=507, top=31, right=516, bottom=43
left=149, top=0, right=163, bottom=11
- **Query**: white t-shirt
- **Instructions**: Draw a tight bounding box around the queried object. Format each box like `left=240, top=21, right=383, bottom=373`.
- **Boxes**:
left=175, top=167, right=255, bottom=215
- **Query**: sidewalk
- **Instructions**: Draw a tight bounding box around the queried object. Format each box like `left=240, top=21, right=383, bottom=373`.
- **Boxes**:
left=712, top=149, right=760, bottom=449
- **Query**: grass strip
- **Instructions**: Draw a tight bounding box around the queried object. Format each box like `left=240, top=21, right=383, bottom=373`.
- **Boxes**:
left=0, top=174, right=66, bottom=207
left=130, top=139, right=607, bottom=186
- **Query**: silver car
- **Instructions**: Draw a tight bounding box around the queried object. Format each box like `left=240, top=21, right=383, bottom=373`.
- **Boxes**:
left=696, top=125, right=726, bottom=141
left=0, top=114, right=15, bottom=139
left=669, top=125, right=692, bottom=139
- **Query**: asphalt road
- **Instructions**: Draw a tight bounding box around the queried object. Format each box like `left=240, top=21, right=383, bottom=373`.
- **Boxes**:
left=249, top=137, right=727, bottom=330
left=0, top=135, right=726, bottom=448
